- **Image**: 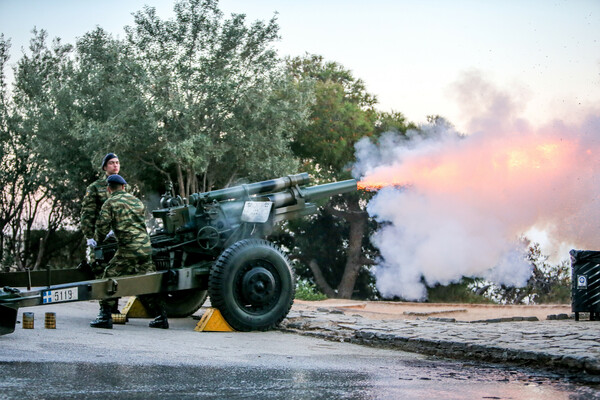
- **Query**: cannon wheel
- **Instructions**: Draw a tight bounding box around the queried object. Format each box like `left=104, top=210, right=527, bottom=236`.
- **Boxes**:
left=208, top=239, right=295, bottom=331
left=139, top=289, right=208, bottom=318
left=163, top=289, right=208, bottom=318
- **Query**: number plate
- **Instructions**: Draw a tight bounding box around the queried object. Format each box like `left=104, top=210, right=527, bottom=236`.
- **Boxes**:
left=42, top=287, right=79, bottom=304
left=241, top=201, right=273, bottom=223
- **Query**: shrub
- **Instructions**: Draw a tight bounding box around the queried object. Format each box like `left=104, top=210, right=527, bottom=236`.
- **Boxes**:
left=295, top=279, right=328, bottom=301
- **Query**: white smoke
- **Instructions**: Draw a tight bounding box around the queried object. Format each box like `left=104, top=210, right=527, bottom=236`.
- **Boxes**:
left=355, top=74, right=600, bottom=301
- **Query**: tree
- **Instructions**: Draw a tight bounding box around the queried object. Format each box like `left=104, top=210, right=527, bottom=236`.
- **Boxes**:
left=281, top=55, right=414, bottom=299
left=0, top=35, right=27, bottom=270
left=287, top=54, right=377, bottom=176
left=122, top=0, right=312, bottom=197
left=69, top=27, right=158, bottom=193
left=1, top=0, right=313, bottom=271
left=0, top=29, right=88, bottom=271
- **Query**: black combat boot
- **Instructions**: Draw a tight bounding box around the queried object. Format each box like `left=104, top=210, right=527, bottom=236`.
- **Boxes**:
left=90, top=302, right=113, bottom=329
left=149, top=307, right=169, bottom=329
left=110, top=298, right=121, bottom=315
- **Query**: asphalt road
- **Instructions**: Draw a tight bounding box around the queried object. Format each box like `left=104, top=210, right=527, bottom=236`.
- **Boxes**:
left=0, top=301, right=597, bottom=399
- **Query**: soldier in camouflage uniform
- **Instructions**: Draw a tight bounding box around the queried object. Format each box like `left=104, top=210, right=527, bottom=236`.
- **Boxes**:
left=81, top=153, right=122, bottom=250
left=81, top=153, right=124, bottom=314
left=89, top=174, right=169, bottom=329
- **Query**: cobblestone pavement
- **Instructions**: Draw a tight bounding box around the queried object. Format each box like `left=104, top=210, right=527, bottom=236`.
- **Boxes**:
left=279, top=305, right=600, bottom=381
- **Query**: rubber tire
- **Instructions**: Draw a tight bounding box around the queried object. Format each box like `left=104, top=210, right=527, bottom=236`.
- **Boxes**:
left=140, top=289, right=208, bottom=318
left=163, top=289, right=208, bottom=318
left=208, top=239, right=295, bottom=331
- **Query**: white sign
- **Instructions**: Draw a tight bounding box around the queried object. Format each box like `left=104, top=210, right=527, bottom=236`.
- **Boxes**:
left=42, top=287, right=79, bottom=304
left=577, top=275, right=588, bottom=289
left=241, top=201, right=273, bottom=223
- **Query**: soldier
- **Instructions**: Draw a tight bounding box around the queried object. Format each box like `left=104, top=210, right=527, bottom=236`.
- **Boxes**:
left=81, top=153, right=122, bottom=249
left=90, top=174, right=169, bottom=329
left=81, top=153, right=123, bottom=314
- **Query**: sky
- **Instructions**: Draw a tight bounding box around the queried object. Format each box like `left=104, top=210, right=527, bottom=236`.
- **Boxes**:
left=0, top=0, right=599, bottom=133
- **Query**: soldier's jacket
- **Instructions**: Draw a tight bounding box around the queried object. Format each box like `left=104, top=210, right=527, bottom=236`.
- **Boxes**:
left=81, top=177, right=109, bottom=239
left=94, top=189, right=151, bottom=258
left=81, top=177, right=128, bottom=239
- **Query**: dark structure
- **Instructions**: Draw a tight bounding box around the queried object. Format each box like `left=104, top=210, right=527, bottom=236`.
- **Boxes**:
left=570, top=249, right=600, bottom=321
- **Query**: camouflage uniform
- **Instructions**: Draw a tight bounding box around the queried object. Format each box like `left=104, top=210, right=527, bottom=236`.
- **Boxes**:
left=81, top=177, right=132, bottom=239
left=81, top=177, right=110, bottom=240
left=94, top=189, right=155, bottom=278
left=90, top=182, right=167, bottom=329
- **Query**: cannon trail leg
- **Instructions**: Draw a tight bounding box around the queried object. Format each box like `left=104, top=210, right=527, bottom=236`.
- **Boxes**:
left=0, top=304, right=18, bottom=336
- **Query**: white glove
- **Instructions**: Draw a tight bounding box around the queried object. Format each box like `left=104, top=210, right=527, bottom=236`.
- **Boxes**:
left=87, top=238, right=97, bottom=247
left=105, top=230, right=114, bottom=239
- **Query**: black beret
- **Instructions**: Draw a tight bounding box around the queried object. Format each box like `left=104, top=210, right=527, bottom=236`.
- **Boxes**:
left=107, top=174, right=127, bottom=185
left=101, top=153, right=118, bottom=169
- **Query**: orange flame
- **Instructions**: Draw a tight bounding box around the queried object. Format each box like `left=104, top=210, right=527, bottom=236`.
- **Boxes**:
left=358, top=182, right=387, bottom=191
left=357, top=137, right=581, bottom=193
left=358, top=181, right=412, bottom=191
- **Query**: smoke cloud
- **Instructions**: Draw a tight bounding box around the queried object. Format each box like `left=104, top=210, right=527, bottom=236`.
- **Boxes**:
left=355, top=73, right=600, bottom=300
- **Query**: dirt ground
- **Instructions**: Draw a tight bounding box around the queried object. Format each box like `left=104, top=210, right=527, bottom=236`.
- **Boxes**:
left=293, top=299, right=572, bottom=322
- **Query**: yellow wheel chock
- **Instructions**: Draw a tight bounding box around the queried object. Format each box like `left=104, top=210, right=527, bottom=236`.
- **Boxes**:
left=194, top=308, right=234, bottom=332
left=121, top=296, right=151, bottom=318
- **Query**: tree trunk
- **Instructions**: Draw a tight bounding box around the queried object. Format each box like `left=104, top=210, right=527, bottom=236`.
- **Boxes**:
left=308, top=259, right=337, bottom=298
left=176, top=164, right=185, bottom=199
left=0, top=232, right=4, bottom=272
left=33, top=236, right=46, bottom=270
left=336, top=202, right=368, bottom=299
left=185, top=167, right=192, bottom=199
left=201, top=171, right=207, bottom=193
left=325, top=197, right=370, bottom=299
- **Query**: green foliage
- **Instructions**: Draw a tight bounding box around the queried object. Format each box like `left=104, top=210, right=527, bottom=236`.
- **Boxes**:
left=375, top=111, right=417, bottom=135
left=526, top=244, right=571, bottom=304
left=278, top=212, right=350, bottom=286
left=122, top=0, right=313, bottom=194
left=1, top=31, right=87, bottom=270
left=534, top=282, right=571, bottom=304
left=427, top=279, right=495, bottom=304
left=287, top=54, right=376, bottom=175
left=295, top=279, right=327, bottom=301
left=470, top=242, right=571, bottom=305
left=1, top=0, right=314, bottom=269
left=278, top=55, right=404, bottom=299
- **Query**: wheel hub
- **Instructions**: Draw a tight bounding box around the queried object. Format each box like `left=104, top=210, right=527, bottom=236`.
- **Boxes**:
left=241, top=266, right=276, bottom=305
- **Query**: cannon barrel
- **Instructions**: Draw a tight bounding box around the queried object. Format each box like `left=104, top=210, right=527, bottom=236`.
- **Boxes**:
left=190, top=173, right=310, bottom=205
left=260, top=179, right=357, bottom=208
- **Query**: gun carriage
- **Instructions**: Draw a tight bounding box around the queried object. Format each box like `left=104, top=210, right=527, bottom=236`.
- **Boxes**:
left=0, top=173, right=357, bottom=335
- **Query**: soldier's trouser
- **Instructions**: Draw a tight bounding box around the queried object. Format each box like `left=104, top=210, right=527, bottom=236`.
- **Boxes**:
left=99, top=298, right=119, bottom=311
left=101, top=251, right=156, bottom=278
left=97, top=252, right=156, bottom=312
left=138, top=293, right=167, bottom=316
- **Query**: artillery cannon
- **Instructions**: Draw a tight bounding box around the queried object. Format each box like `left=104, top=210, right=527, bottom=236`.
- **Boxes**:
left=0, top=173, right=357, bottom=335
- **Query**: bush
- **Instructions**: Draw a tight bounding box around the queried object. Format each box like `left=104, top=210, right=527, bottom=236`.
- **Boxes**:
left=427, top=279, right=495, bottom=304
left=469, top=243, right=571, bottom=305
left=295, top=280, right=328, bottom=301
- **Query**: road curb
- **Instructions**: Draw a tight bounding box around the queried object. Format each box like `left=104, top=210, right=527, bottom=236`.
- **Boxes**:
left=279, top=308, right=600, bottom=381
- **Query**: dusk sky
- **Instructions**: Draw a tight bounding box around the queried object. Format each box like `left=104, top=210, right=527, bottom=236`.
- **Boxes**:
left=1, top=0, right=599, bottom=132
